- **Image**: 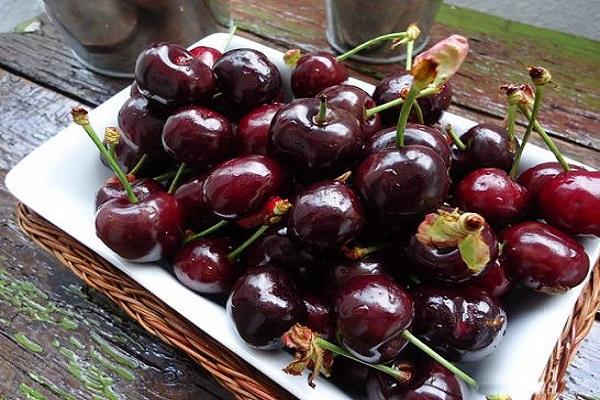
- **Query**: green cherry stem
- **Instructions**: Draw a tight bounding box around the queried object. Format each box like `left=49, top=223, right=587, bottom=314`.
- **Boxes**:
left=412, top=101, right=424, bottom=124
left=129, top=154, right=148, bottom=176
left=344, top=242, right=392, bottom=260
left=153, top=167, right=194, bottom=182
left=227, top=224, right=270, bottom=262
left=365, top=86, right=438, bottom=119
left=168, top=163, right=187, bottom=194
left=505, top=103, right=517, bottom=148
left=183, top=220, right=230, bottom=245
left=222, top=24, right=237, bottom=52
left=446, top=125, right=466, bottom=151
left=405, top=39, right=414, bottom=71
left=510, top=84, right=545, bottom=178
left=396, top=85, right=420, bottom=148
left=336, top=32, right=409, bottom=61
left=71, top=108, right=138, bottom=204
left=313, top=95, right=328, bottom=125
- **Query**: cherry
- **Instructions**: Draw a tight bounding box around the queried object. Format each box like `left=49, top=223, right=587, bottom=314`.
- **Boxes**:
left=500, top=221, right=590, bottom=294
left=118, top=95, right=170, bottom=159
left=96, top=191, right=184, bottom=262
left=202, top=155, right=285, bottom=220
left=364, top=124, right=451, bottom=168
left=134, top=43, right=215, bottom=105
left=213, top=48, right=282, bottom=114
left=372, top=74, right=452, bottom=126
left=518, top=162, right=583, bottom=197
left=331, top=358, right=370, bottom=396
left=237, top=102, right=284, bottom=156
left=450, top=123, right=514, bottom=182
left=455, top=168, right=531, bottom=227
left=269, top=98, right=363, bottom=179
left=335, top=274, right=413, bottom=364
left=174, top=175, right=220, bottom=231
left=330, top=254, right=391, bottom=288
left=318, top=84, right=382, bottom=138
left=96, top=175, right=164, bottom=209
left=366, top=356, right=465, bottom=400
left=465, top=257, right=514, bottom=299
left=188, top=45, right=222, bottom=68
left=355, top=146, right=449, bottom=225
left=412, top=285, right=507, bottom=362
left=172, top=237, right=236, bottom=294
left=227, top=266, right=307, bottom=349
left=291, top=51, right=348, bottom=98
left=289, top=180, right=365, bottom=248
left=303, top=295, right=334, bottom=340
left=537, top=170, right=600, bottom=236
left=162, top=105, right=235, bottom=169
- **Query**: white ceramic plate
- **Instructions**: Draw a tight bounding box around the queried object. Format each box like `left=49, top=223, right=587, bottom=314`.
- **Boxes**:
left=6, top=33, right=600, bottom=400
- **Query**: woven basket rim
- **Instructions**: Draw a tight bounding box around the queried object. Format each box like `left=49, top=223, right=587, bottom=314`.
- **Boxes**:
left=14, top=203, right=600, bottom=399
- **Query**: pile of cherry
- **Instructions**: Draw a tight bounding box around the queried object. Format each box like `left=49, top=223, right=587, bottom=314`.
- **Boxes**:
left=72, top=27, right=600, bottom=400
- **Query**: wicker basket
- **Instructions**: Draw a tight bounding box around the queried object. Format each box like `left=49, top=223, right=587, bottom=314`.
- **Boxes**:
left=15, top=203, right=600, bottom=400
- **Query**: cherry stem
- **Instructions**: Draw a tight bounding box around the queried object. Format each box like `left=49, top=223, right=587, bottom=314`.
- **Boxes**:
left=412, top=101, right=424, bottom=124
left=336, top=31, right=409, bottom=61
left=168, top=163, right=187, bottom=194
left=153, top=167, right=194, bottom=182
left=405, top=39, right=414, bottom=71
left=510, top=85, right=545, bottom=177
left=314, top=338, right=408, bottom=382
left=129, top=154, right=148, bottom=176
left=344, top=242, right=391, bottom=260
left=396, top=85, right=420, bottom=148
left=446, top=125, right=466, bottom=151
left=365, top=86, right=438, bottom=119
left=76, top=118, right=138, bottom=204
left=314, top=95, right=328, bottom=125
left=183, top=220, right=230, bottom=245
left=227, top=224, right=270, bottom=261
left=222, top=24, right=237, bottom=52
left=505, top=104, right=517, bottom=147
left=108, top=143, right=117, bottom=164
left=400, top=330, right=478, bottom=388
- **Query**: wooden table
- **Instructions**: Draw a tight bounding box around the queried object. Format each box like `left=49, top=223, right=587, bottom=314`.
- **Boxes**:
left=1, top=1, right=599, bottom=399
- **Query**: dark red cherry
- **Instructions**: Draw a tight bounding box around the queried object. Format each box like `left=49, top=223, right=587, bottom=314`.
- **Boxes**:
left=289, top=181, right=365, bottom=248
left=227, top=266, right=307, bottom=349
left=96, top=175, right=164, bottom=209
left=500, top=221, right=590, bottom=294
left=330, top=254, right=390, bottom=288
left=465, top=257, right=514, bottom=299
left=450, top=123, right=514, bottom=182
left=213, top=48, right=282, bottom=114
left=366, top=356, right=465, bottom=400
left=455, top=168, right=531, bottom=227
left=355, top=146, right=449, bottom=224
left=172, top=237, right=235, bottom=294
left=518, top=162, right=583, bottom=197
left=303, top=295, right=334, bottom=340
left=335, top=274, right=414, bottom=364
left=238, top=102, right=284, bottom=155
left=331, top=357, right=370, bottom=396
left=412, top=286, right=507, bottom=362
left=134, top=43, right=215, bottom=105
left=202, top=155, right=285, bottom=220
left=188, top=45, right=222, bottom=68
left=174, top=175, right=219, bottom=231
left=291, top=51, right=348, bottom=98
left=318, top=84, right=382, bottom=138
left=118, top=95, right=170, bottom=159
left=162, top=105, right=235, bottom=169
left=537, top=170, right=600, bottom=236
left=269, top=98, right=363, bottom=178
left=95, top=191, right=183, bottom=262
left=364, top=124, right=451, bottom=168
left=372, top=74, right=452, bottom=126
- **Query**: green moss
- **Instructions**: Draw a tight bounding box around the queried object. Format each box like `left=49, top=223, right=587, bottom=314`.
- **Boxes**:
left=13, top=332, right=43, bottom=353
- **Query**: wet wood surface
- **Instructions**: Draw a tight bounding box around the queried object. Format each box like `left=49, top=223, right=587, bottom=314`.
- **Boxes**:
left=0, top=1, right=599, bottom=399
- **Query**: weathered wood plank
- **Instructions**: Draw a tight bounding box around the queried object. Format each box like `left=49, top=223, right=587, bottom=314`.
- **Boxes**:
left=0, top=68, right=231, bottom=400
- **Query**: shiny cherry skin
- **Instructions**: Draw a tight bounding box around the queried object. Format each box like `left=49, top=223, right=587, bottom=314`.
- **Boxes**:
left=455, top=168, right=531, bottom=227
left=238, top=102, right=284, bottom=155
left=366, top=356, right=465, bottom=400
left=500, top=221, right=590, bottom=294
left=172, top=237, right=235, bottom=294
left=289, top=181, right=365, bottom=248
left=96, top=175, right=164, bottom=209
left=202, top=155, right=285, bottom=220
left=303, top=295, right=334, bottom=340
left=372, top=74, right=452, bottom=126
left=335, top=274, right=414, bottom=364
left=407, top=223, right=499, bottom=284
left=162, top=105, right=235, bottom=169
left=465, top=257, right=514, bottom=299
left=227, top=266, right=307, bottom=349
left=450, top=123, right=514, bottom=182
left=364, top=124, right=452, bottom=168
left=412, top=285, right=507, bottom=362
left=96, top=191, right=184, bottom=262
left=118, top=95, right=170, bottom=159
left=518, top=162, right=583, bottom=197
left=318, top=84, right=382, bottom=138
left=269, top=98, right=363, bottom=178
left=330, top=254, right=391, bottom=288
left=537, top=170, right=600, bottom=236
left=174, top=175, right=219, bottom=231
left=332, top=357, right=370, bottom=396
left=188, top=45, right=222, bottom=68
left=356, top=146, right=449, bottom=224
left=291, top=51, right=348, bottom=98
left=213, top=48, right=282, bottom=114
left=134, top=43, right=215, bottom=105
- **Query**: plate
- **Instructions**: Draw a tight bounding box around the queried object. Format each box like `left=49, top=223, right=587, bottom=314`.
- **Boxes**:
left=6, top=33, right=600, bottom=399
